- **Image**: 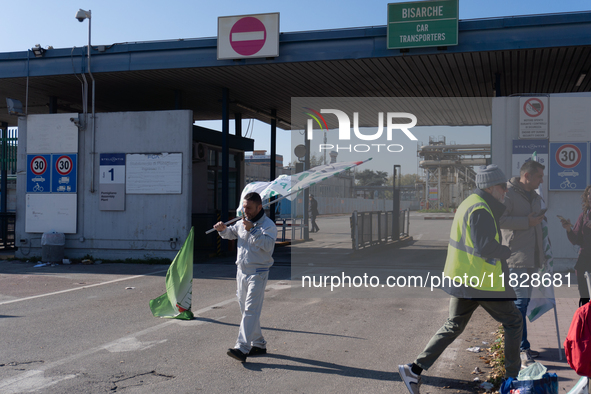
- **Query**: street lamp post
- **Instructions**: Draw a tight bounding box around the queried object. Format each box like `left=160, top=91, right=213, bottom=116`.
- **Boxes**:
left=75, top=9, right=97, bottom=193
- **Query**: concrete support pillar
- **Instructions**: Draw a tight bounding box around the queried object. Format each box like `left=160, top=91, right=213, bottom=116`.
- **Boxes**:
left=235, top=112, right=242, bottom=137
left=270, top=110, right=277, bottom=222
left=221, top=88, right=230, bottom=254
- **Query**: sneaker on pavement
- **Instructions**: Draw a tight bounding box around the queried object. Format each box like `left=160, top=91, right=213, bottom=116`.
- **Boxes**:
left=227, top=348, right=247, bottom=362
left=398, top=364, right=421, bottom=394
left=248, top=346, right=267, bottom=356
left=520, top=350, right=534, bottom=369
left=525, top=349, right=539, bottom=359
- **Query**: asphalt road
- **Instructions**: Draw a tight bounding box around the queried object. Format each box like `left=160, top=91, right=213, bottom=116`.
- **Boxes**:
left=0, top=215, right=501, bottom=393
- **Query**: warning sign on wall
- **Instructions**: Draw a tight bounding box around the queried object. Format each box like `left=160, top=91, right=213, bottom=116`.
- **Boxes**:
left=519, top=97, right=548, bottom=139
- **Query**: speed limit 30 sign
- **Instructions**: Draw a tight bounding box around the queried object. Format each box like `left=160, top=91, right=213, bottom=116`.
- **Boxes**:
left=30, top=156, right=48, bottom=175
left=549, top=142, right=587, bottom=191
left=51, top=154, right=77, bottom=193
left=555, top=144, right=581, bottom=169
left=27, top=154, right=51, bottom=193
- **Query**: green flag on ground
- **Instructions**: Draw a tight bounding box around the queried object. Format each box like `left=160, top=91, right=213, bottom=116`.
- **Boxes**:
left=149, top=227, right=194, bottom=320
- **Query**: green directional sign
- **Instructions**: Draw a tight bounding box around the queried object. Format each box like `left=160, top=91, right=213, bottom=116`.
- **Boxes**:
left=387, top=0, right=458, bottom=50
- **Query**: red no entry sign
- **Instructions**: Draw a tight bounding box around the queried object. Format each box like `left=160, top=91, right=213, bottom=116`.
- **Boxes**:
left=555, top=144, right=582, bottom=169
left=218, top=13, right=279, bottom=60
left=230, top=17, right=267, bottom=56
left=523, top=98, right=544, bottom=118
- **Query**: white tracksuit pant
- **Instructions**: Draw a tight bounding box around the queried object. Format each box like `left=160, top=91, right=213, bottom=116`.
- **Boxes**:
left=235, top=269, right=269, bottom=353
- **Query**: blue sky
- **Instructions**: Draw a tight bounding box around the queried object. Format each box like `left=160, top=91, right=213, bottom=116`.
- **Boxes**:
left=3, top=1, right=589, bottom=53
left=3, top=0, right=589, bottom=174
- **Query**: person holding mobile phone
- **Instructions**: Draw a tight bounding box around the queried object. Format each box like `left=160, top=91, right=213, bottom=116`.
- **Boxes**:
left=561, top=185, right=591, bottom=307
left=214, top=192, right=278, bottom=362
left=499, top=160, right=546, bottom=367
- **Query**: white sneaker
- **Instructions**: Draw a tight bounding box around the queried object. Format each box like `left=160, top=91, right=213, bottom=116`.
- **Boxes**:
left=520, top=350, right=534, bottom=369
left=398, top=364, right=421, bottom=394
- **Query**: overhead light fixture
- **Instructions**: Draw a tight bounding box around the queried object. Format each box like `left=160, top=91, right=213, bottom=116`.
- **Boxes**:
left=32, top=44, right=46, bottom=58
left=6, top=98, right=25, bottom=115
left=576, top=73, right=587, bottom=87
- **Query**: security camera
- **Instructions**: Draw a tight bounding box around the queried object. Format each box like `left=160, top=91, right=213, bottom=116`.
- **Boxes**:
left=70, top=117, right=80, bottom=126
left=75, top=9, right=90, bottom=22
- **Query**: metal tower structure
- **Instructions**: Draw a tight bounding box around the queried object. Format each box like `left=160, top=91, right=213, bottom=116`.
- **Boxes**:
left=418, top=136, right=490, bottom=209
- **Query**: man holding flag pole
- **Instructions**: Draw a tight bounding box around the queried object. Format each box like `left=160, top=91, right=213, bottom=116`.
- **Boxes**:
left=206, top=159, right=371, bottom=361
left=214, top=192, right=277, bottom=363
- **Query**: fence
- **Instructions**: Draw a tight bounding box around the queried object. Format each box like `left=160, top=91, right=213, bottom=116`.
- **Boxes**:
left=276, top=217, right=305, bottom=242
left=0, top=127, right=17, bottom=249
left=0, top=212, right=15, bottom=249
left=1, top=127, right=17, bottom=175
left=350, top=209, right=410, bottom=250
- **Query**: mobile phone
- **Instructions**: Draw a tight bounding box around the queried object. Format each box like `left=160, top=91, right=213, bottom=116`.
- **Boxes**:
left=536, top=208, right=548, bottom=217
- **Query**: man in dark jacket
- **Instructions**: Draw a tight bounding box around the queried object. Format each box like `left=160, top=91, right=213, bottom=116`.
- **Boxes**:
left=309, top=194, right=320, bottom=233
left=500, top=160, right=545, bottom=366
left=398, top=165, right=523, bottom=394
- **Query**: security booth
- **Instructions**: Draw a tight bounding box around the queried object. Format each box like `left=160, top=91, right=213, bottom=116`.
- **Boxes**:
left=14, top=111, right=253, bottom=260
left=191, top=125, right=254, bottom=251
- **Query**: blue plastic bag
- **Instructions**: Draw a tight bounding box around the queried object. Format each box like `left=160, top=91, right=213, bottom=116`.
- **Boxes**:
left=500, top=373, right=558, bottom=394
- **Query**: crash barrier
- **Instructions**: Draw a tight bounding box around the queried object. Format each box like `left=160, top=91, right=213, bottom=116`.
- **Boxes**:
left=276, top=218, right=306, bottom=242
left=350, top=209, right=410, bottom=250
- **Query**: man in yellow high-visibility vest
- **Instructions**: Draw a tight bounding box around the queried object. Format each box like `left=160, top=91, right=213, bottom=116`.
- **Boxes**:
left=398, top=165, right=523, bottom=394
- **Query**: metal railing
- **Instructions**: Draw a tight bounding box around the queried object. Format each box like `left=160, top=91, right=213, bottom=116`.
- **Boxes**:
left=350, top=209, right=410, bottom=250
left=275, top=218, right=306, bottom=242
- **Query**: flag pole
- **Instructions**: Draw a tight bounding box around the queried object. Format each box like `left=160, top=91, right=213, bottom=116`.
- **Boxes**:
left=532, top=151, right=562, bottom=359
left=205, top=158, right=373, bottom=234
left=553, top=305, right=562, bottom=360
left=204, top=190, right=300, bottom=234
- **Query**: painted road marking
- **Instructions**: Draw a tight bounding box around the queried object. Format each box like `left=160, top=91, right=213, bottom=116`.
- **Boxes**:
left=0, top=269, right=168, bottom=306
left=0, top=281, right=289, bottom=392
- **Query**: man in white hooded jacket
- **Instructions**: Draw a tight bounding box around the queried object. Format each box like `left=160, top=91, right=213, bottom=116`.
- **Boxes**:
left=214, top=192, right=277, bottom=362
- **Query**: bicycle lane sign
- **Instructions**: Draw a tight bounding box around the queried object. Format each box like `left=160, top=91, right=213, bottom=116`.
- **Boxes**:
left=549, top=142, right=587, bottom=191
left=27, top=154, right=51, bottom=193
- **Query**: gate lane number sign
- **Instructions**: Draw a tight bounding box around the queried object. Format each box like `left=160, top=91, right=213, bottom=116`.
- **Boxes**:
left=51, top=154, right=77, bottom=193
left=519, top=97, right=548, bottom=139
left=218, top=13, right=279, bottom=60
left=99, top=153, right=126, bottom=211
left=549, top=142, right=588, bottom=191
left=387, top=0, right=458, bottom=50
left=27, top=154, right=51, bottom=193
